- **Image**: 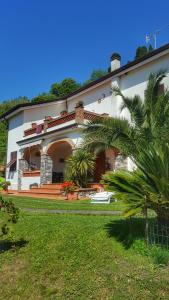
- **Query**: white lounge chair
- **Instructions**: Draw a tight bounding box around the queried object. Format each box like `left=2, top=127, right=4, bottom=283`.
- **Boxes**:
left=90, top=191, right=115, bottom=204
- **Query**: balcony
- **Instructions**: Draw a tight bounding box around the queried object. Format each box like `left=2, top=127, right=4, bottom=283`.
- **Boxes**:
left=24, top=105, right=103, bottom=137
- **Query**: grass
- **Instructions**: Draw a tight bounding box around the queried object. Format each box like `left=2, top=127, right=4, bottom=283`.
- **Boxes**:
left=3, top=195, right=126, bottom=211
left=0, top=208, right=169, bottom=299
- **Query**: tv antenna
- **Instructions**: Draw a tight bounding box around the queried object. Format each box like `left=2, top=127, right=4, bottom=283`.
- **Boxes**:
left=146, top=24, right=169, bottom=49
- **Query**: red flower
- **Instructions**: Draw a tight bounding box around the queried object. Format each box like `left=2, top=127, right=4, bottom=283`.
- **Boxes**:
left=61, top=181, right=75, bottom=189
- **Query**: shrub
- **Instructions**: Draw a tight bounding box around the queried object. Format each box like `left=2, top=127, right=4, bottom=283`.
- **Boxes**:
left=65, top=149, right=95, bottom=187
left=150, top=246, right=169, bottom=265
left=0, top=196, right=19, bottom=236
left=0, top=177, right=10, bottom=191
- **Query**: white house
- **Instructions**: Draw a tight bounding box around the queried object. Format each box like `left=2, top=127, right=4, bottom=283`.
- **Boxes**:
left=1, top=43, right=169, bottom=192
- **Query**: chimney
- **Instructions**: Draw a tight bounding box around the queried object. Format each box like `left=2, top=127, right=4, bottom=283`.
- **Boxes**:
left=75, top=101, right=84, bottom=124
left=110, top=53, right=121, bottom=71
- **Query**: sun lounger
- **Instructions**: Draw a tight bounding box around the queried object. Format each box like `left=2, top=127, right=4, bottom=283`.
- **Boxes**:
left=90, top=191, right=115, bottom=204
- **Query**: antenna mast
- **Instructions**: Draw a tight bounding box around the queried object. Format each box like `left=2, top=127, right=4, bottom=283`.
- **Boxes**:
left=146, top=24, right=169, bottom=49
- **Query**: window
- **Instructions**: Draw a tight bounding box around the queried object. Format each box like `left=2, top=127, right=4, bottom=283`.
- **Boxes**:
left=9, top=151, right=17, bottom=172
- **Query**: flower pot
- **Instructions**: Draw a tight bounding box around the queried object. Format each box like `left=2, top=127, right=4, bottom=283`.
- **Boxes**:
left=67, top=193, right=74, bottom=200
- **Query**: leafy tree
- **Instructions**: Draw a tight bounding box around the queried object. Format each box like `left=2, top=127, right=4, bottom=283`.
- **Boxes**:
left=135, top=45, right=154, bottom=59
left=31, top=93, right=56, bottom=103
left=65, top=149, right=95, bottom=187
left=50, top=78, right=81, bottom=98
left=0, top=177, right=19, bottom=236
left=84, top=69, right=108, bottom=85
left=0, top=195, right=20, bottom=235
left=83, top=70, right=169, bottom=223
left=0, top=97, right=29, bottom=165
left=0, top=96, right=29, bottom=115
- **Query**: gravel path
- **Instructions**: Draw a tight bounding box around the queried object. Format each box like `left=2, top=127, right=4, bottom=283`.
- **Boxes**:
left=22, top=208, right=122, bottom=216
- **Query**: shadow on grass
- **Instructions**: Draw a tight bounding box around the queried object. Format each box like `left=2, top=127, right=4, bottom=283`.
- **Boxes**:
left=105, top=217, right=147, bottom=249
left=0, top=238, right=28, bottom=253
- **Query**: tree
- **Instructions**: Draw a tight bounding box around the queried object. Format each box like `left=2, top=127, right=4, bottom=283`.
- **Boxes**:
left=135, top=45, right=154, bottom=60
left=0, top=195, right=20, bottom=235
left=83, top=70, right=169, bottom=223
left=102, top=143, right=169, bottom=226
left=31, top=93, right=56, bottom=103
left=50, top=78, right=81, bottom=98
left=0, top=97, right=29, bottom=165
left=84, top=69, right=108, bottom=86
left=65, top=149, right=95, bottom=187
left=83, top=70, right=169, bottom=156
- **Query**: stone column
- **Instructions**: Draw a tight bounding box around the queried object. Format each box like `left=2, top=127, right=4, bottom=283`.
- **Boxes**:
left=114, top=154, right=128, bottom=171
left=18, top=159, right=29, bottom=190
left=40, top=154, right=53, bottom=184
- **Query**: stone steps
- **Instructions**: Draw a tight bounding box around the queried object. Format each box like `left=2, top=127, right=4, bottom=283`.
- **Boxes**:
left=42, top=184, right=63, bottom=187
left=19, top=189, right=62, bottom=195
left=16, top=192, right=64, bottom=200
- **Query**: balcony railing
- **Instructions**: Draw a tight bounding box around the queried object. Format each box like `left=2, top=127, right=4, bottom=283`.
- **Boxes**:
left=24, top=107, right=103, bottom=137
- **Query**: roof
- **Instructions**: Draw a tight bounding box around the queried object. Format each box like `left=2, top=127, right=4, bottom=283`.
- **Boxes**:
left=1, top=43, right=169, bottom=120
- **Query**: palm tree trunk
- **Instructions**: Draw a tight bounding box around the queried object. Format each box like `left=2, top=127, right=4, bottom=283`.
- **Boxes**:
left=156, top=207, right=169, bottom=227
left=144, top=196, right=149, bottom=246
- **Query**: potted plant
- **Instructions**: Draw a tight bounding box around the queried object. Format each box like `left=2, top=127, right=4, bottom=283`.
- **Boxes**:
left=61, top=181, right=76, bottom=200
left=1, top=181, right=11, bottom=194
left=60, top=110, right=68, bottom=117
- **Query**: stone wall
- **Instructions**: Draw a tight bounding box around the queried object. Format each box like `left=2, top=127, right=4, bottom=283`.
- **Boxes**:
left=40, top=154, right=53, bottom=184
left=18, top=159, right=29, bottom=190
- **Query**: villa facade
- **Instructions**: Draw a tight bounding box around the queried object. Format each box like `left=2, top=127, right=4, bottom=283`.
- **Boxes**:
left=1, top=43, right=169, bottom=191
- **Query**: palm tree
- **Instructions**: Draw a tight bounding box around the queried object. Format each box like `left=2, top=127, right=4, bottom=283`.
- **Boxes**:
left=103, top=143, right=169, bottom=225
left=65, top=149, right=95, bottom=188
left=83, top=70, right=169, bottom=158
left=83, top=70, right=169, bottom=224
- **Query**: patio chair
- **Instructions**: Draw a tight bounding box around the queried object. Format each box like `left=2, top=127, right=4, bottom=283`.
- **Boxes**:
left=90, top=191, right=115, bottom=204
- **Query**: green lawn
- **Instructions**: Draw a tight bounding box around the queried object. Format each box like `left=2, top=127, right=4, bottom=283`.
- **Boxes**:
left=3, top=195, right=126, bottom=211
left=0, top=208, right=169, bottom=299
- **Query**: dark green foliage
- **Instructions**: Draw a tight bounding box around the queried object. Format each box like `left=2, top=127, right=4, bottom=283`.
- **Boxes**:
left=65, top=149, right=95, bottom=187
left=50, top=78, right=81, bottom=98
left=0, top=195, right=19, bottom=236
left=102, top=143, right=169, bottom=219
left=0, top=96, right=29, bottom=116
left=83, top=69, right=108, bottom=85
left=31, top=92, right=56, bottom=103
left=84, top=70, right=169, bottom=222
left=135, top=45, right=154, bottom=59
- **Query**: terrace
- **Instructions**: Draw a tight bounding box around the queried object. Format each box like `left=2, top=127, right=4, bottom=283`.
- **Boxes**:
left=24, top=103, right=104, bottom=137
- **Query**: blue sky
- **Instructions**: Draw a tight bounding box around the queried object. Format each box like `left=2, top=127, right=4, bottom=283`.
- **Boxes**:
left=0, top=0, right=168, bottom=101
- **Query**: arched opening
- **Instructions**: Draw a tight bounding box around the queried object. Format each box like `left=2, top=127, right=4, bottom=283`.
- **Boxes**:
left=23, top=146, right=41, bottom=170
left=94, top=148, right=119, bottom=182
left=47, top=141, right=73, bottom=183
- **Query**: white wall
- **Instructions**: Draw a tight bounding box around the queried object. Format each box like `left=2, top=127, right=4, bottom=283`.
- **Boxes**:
left=6, top=112, right=24, bottom=189
left=120, top=54, right=169, bottom=99
left=23, top=102, right=66, bottom=131
left=21, top=176, right=40, bottom=190
left=67, top=81, right=117, bottom=117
